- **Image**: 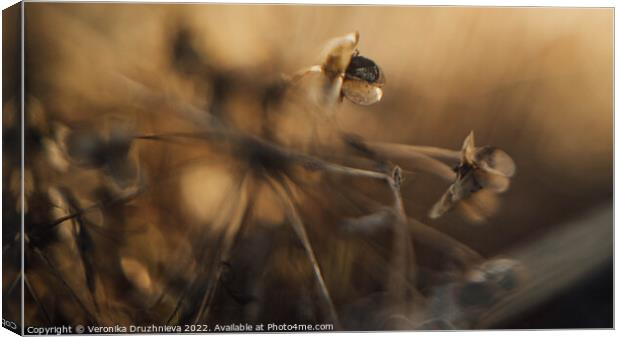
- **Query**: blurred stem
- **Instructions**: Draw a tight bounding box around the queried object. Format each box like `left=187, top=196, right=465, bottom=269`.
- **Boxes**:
left=369, top=142, right=461, bottom=162
left=385, top=168, right=416, bottom=308
left=128, top=76, right=457, bottom=183
left=32, top=246, right=98, bottom=324
left=364, top=142, right=458, bottom=182
left=41, top=185, right=148, bottom=234
left=335, top=185, right=481, bottom=270
left=5, top=271, right=21, bottom=297
left=134, top=131, right=395, bottom=183
left=135, top=131, right=459, bottom=307
left=3, top=233, right=20, bottom=255
left=408, top=218, right=483, bottom=268
left=166, top=171, right=248, bottom=325
left=268, top=176, right=341, bottom=329
left=135, top=129, right=457, bottom=185
left=24, top=273, right=52, bottom=324
left=193, top=173, right=251, bottom=324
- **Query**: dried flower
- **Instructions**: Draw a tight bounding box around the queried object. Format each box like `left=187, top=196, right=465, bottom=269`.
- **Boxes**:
left=317, top=31, right=385, bottom=106
left=429, top=131, right=515, bottom=220
left=342, top=54, right=385, bottom=105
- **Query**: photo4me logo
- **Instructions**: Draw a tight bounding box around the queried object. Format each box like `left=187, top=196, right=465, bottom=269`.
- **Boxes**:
left=266, top=323, right=334, bottom=332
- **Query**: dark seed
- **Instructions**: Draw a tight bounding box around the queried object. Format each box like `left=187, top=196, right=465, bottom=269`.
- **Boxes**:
left=345, top=55, right=383, bottom=84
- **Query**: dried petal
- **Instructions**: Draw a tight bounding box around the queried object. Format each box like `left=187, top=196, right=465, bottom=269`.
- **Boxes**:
left=321, top=75, right=345, bottom=107
left=461, top=131, right=477, bottom=164
left=430, top=131, right=515, bottom=221
left=429, top=188, right=456, bottom=219
left=458, top=200, right=487, bottom=224
left=452, top=168, right=483, bottom=200
left=476, top=146, right=516, bottom=178
left=341, top=78, right=384, bottom=106
left=457, top=190, right=500, bottom=224
left=473, top=170, right=511, bottom=193
left=321, top=31, right=359, bottom=78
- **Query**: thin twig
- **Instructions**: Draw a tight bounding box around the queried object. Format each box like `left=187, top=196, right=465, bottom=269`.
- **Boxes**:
left=3, top=234, right=19, bottom=254
left=24, top=273, right=53, bottom=324
left=32, top=246, right=98, bottom=324
left=296, top=177, right=421, bottom=297
left=40, top=186, right=147, bottom=234
left=134, top=130, right=395, bottom=185
left=384, top=168, right=416, bottom=307
left=164, top=167, right=249, bottom=324
left=369, top=142, right=461, bottom=162
left=267, top=176, right=341, bottom=329
left=125, top=75, right=456, bottom=185
left=164, top=187, right=244, bottom=326
left=133, top=123, right=425, bottom=313
left=5, top=272, right=21, bottom=298
left=165, top=281, right=191, bottom=325
left=328, top=182, right=482, bottom=268
left=408, top=218, right=483, bottom=268
left=134, top=129, right=456, bottom=187
left=193, top=173, right=251, bottom=324
left=365, top=142, right=457, bottom=182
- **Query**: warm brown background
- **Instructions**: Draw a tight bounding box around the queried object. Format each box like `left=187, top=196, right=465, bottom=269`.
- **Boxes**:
left=25, top=4, right=612, bottom=254
left=14, top=4, right=613, bottom=329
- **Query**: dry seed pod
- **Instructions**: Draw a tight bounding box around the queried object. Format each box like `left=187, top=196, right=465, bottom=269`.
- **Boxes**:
left=316, top=32, right=359, bottom=107
left=429, top=131, right=515, bottom=220
left=317, top=31, right=385, bottom=106
left=342, top=55, right=385, bottom=105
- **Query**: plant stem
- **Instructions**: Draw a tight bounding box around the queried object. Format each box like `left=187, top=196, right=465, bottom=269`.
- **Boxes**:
left=24, top=273, right=52, bottom=324
left=384, top=168, right=416, bottom=308
left=268, top=176, right=341, bottom=329
left=193, top=173, right=251, bottom=324
left=364, top=142, right=457, bottom=182
left=32, top=246, right=98, bottom=324
left=369, top=142, right=461, bottom=161
left=408, top=218, right=483, bottom=268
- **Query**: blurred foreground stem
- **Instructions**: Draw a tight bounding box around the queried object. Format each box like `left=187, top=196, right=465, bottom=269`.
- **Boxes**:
left=268, top=176, right=342, bottom=329
left=193, top=173, right=251, bottom=324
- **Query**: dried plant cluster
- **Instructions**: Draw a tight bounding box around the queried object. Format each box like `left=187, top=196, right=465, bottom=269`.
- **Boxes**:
left=4, top=28, right=526, bottom=331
